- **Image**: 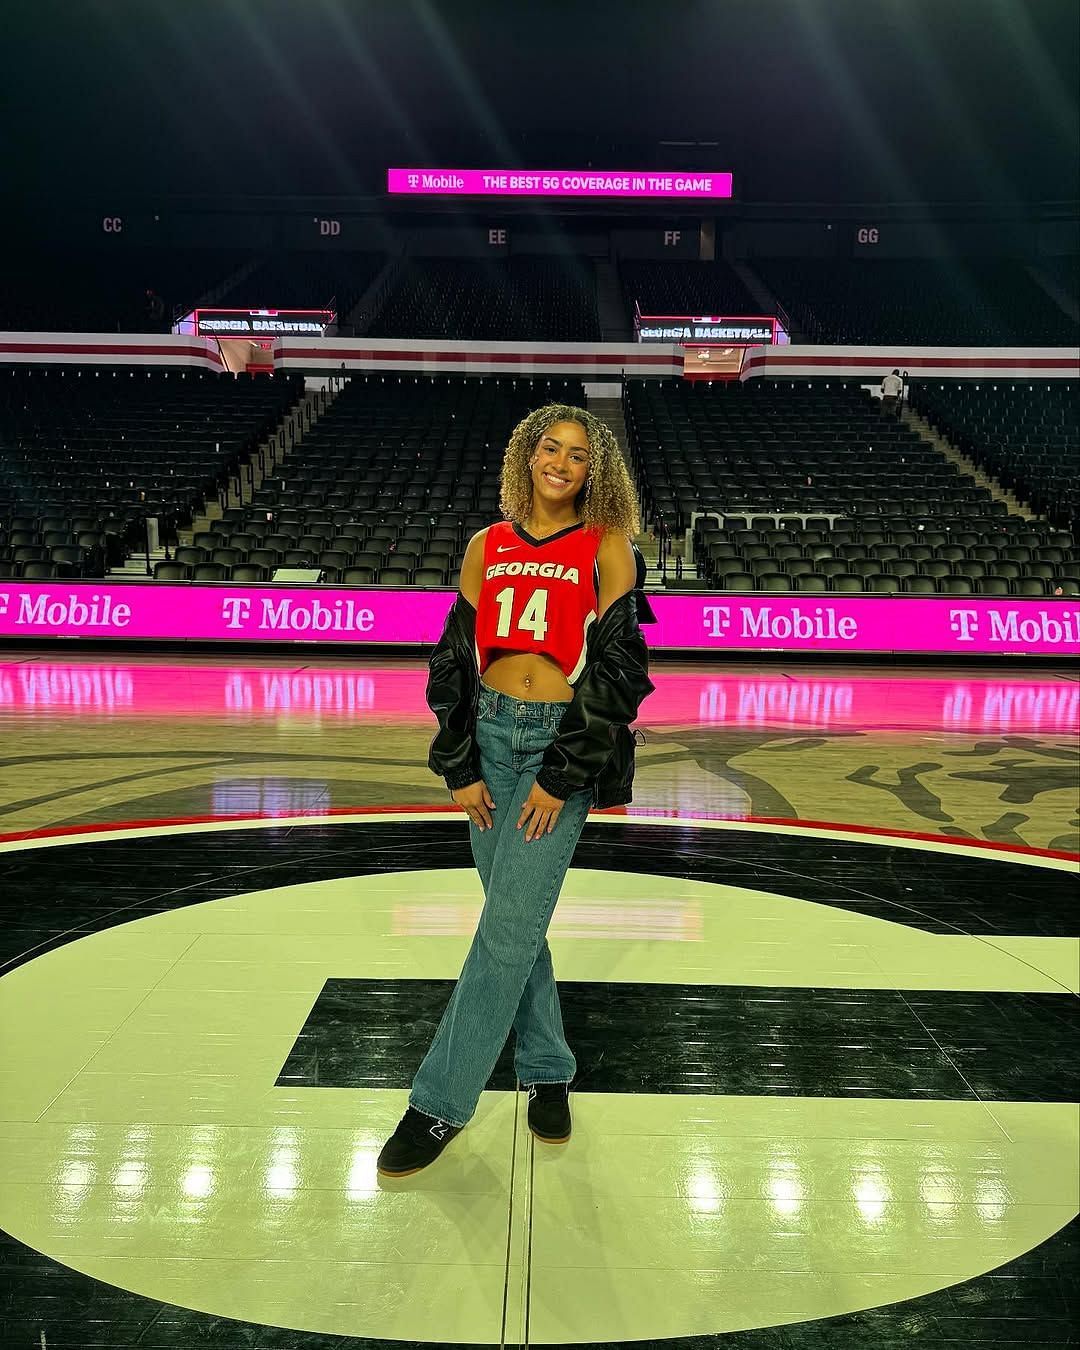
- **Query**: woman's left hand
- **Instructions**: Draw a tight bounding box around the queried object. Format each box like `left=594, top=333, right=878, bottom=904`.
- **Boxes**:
left=518, top=781, right=566, bottom=841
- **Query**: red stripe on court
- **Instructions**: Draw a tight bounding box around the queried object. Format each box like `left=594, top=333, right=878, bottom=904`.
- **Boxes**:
left=1, top=809, right=1075, bottom=861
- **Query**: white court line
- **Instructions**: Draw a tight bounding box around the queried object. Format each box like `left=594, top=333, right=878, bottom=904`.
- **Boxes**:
left=0, top=812, right=1075, bottom=871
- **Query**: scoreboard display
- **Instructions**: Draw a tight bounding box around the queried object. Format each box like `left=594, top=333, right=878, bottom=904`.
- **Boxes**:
left=636, top=313, right=778, bottom=344
left=174, top=308, right=335, bottom=338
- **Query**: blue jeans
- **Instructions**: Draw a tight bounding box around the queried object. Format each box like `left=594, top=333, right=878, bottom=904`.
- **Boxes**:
left=409, top=683, right=592, bottom=1127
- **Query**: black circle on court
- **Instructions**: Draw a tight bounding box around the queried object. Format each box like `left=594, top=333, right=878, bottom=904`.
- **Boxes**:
left=1, top=818, right=1076, bottom=1350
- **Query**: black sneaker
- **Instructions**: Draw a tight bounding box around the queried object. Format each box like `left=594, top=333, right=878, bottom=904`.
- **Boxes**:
left=526, top=1082, right=572, bottom=1143
left=377, top=1107, right=462, bottom=1177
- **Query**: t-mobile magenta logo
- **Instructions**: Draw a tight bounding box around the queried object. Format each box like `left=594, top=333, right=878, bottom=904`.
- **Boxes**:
left=222, top=598, right=252, bottom=629
left=408, top=173, right=419, bottom=188
left=702, top=606, right=731, bottom=637
left=949, top=609, right=979, bottom=641
left=0, top=593, right=8, bottom=619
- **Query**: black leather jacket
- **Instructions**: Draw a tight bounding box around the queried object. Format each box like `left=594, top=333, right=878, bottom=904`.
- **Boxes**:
left=426, top=589, right=654, bottom=808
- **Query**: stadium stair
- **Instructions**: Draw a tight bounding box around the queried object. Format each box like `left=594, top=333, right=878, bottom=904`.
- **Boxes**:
left=343, top=256, right=406, bottom=336
left=190, top=254, right=267, bottom=312
left=586, top=395, right=629, bottom=456
left=181, top=379, right=347, bottom=546
left=595, top=260, right=632, bottom=341
left=730, top=261, right=802, bottom=340
left=1027, top=262, right=1080, bottom=326
left=109, top=548, right=168, bottom=579
left=586, top=390, right=668, bottom=586
left=901, top=406, right=1035, bottom=520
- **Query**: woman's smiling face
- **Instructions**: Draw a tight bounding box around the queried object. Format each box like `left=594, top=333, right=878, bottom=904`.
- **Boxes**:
left=530, top=420, right=591, bottom=507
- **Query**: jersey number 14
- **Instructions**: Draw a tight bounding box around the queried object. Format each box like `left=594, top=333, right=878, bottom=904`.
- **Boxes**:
left=494, top=586, right=549, bottom=640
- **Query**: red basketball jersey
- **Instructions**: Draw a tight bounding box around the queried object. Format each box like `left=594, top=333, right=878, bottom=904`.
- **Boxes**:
left=475, top=520, right=603, bottom=683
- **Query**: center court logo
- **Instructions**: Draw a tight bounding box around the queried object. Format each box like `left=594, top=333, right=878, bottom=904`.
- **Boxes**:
left=0, top=835, right=1074, bottom=1345
left=949, top=607, right=1079, bottom=644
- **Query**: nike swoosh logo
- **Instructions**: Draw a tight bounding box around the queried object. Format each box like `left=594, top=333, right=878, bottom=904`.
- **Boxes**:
left=497, top=545, right=520, bottom=554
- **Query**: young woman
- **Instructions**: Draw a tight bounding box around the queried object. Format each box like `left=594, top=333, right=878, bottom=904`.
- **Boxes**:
left=378, top=403, right=654, bottom=1177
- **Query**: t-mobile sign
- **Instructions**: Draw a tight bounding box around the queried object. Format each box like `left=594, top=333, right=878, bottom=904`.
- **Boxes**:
left=387, top=168, right=734, bottom=199
left=1, top=584, right=1078, bottom=657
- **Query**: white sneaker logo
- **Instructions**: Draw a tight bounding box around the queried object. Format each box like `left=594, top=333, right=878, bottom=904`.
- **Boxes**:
left=429, top=1122, right=450, bottom=1140
left=497, top=545, right=520, bottom=554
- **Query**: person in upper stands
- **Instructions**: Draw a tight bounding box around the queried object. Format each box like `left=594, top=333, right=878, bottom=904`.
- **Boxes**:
left=377, top=403, right=654, bottom=1177
left=880, top=369, right=903, bottom=415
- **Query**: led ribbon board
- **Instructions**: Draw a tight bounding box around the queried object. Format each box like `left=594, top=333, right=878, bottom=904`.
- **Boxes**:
left=1, top=584, right=1078, bottom=657
left=387, top=168, right=733, bottom=199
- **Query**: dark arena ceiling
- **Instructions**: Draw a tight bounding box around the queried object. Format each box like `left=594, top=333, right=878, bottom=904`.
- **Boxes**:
left=4, top=0, right=1079, bottom=208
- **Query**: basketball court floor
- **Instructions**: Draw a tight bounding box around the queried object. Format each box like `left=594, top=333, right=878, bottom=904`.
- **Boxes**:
left=1, top=651, right=1077, bottom=1348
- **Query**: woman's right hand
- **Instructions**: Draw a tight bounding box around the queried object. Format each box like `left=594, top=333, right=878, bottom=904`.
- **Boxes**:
left=452, top=780, right=496, bottom=831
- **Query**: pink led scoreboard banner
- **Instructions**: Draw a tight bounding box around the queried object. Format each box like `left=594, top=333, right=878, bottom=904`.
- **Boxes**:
left=387, top=168, right=734, bottom=199
left=1, top=584, right=1078, bottom=657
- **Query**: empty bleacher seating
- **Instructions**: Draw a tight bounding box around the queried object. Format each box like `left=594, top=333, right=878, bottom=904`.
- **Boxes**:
left=98, top=370, right=1078, bottom=596
left=620, top=260, right=761, bottom=323
left=1039, top=256, right=1080, bottom=305
left=627, top=378, right=995, bottom=530
left=757, top=260, right=1078, bottom=345
left=213, top=251, right=386, bottom=323
left=626, top=378, right=1079, bottom=595
left=370, top=258, right=600, bottom=340
left=911, top=380, right=1079, bottom=529
left=164, top=375, right=586, bottom=585
left=0, top=367, right=303, bottom=576
left=687, top=512, right=1078, bottom=595
left=0, top=248, right=248, bottom=332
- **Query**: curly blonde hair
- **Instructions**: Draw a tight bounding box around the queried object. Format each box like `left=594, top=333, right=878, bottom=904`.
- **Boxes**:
left=499, top=403, right=640, bottom=537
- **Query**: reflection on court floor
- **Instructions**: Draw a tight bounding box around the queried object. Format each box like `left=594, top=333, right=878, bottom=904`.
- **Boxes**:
left=1, top=654, right=1076, bottom=852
